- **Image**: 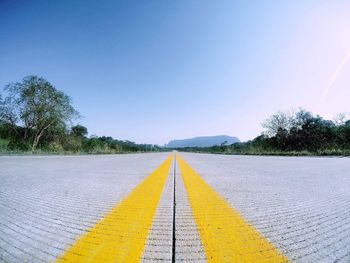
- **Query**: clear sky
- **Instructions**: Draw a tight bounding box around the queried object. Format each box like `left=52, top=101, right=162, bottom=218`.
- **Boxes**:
left=1, top=1, right=350, bottom=145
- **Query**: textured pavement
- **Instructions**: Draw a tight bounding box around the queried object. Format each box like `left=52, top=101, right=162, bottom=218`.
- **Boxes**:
left=1, top=153, right=350, bottom=262
left=142, top=161, right=174, bottom=262
left=142, top=158, right=206, bottom=262
left=0, top=153, right=169, bottom=262
left=181, top=153, right=350, bottom=263
left=174, top=159, right=206, bottom=262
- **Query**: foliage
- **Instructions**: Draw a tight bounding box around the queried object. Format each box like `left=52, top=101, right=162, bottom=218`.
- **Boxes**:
left=1, top=75, right=79, bottom=150
left=0, top=121, right=163, bottom=154
left=0, top=138, right=10, bottom=151
left=1, top=76, right=349, bottom=156
left=71, top=125, right=88, bottom=137
left=178, top=109, right=350, bottom=156
left=0, top=76, right=164, bottom=154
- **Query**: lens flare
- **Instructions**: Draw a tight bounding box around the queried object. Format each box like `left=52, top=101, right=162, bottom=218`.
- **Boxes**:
left=321, top=50, right=350, bottom=103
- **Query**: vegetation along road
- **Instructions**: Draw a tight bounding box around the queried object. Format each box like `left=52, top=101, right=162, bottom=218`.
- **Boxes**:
left=0, top=152, right=349, bottom=262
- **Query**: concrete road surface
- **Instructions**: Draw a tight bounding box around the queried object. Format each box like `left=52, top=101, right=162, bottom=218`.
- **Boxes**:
left=0, top=153, right=349, bottom=262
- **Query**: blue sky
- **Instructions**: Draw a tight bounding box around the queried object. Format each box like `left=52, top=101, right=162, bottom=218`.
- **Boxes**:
left=1, top=1, right=350, bottom=145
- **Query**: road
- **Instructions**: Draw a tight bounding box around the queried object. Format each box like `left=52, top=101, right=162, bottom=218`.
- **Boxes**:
left=0, top=153, right=349, bottom=262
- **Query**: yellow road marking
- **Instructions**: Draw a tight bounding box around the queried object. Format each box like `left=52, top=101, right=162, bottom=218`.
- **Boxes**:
left=56, top=155, right=173, bottom=263
left=176, top=154, right=289, bottom=263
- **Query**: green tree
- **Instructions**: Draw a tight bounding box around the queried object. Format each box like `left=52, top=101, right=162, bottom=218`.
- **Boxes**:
left=1, top=75, right=79, bottom=151
left=71, top=125, right=88, bottom=138
left=0, top=93, right=18, bottom=126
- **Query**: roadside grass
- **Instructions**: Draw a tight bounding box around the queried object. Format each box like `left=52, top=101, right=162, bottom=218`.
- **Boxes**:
left=0, top=138, right=348, bottom=156
left=1, top=149, right=348, bottom=156
left=0, top=147, right=168, bottom=155
left=227, top=150, right=350, bottom=156
left=0, top=138, right=168, bottom=155
left=182, top=148, right=350, bottom=157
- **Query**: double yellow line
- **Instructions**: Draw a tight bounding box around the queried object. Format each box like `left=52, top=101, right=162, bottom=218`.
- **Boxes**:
left=57, top=154, right=289, bottom=262
left=57, top=156, right=173, bottom=263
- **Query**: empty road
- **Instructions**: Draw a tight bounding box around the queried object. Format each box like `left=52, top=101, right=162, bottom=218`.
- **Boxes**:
left=0, top=153, right=349, bottom=262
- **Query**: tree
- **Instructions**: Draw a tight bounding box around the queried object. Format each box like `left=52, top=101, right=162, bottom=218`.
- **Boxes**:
left=262, top=110, right=294, bottom=136
left=0, top=94, right=3, bottom=125
left=221, top=140, right=228, bottom=146
left=2, top=75, right=79, bottom=151
left=71, top=125, right=88, bottom=138
left=0, top=93, right=18, bottom=126
left=333, top=113, right=348, bottom=126
left=294, top=109, right=313, bottom=128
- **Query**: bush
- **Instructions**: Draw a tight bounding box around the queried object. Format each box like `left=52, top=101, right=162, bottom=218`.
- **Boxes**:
left=62, top=137, right=82, bottom=152
left=48, top=141, right=64, bottom=153
left=7, top=140, right=30, bottom=151
left=0, top=138, right=10, bottom=151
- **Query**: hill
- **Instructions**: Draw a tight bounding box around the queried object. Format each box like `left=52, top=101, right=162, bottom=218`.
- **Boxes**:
left=167, top=135, right=240, bottom=148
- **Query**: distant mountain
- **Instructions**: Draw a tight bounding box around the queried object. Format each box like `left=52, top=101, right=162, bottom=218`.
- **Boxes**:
left=167, top=135, right=240, bottom=148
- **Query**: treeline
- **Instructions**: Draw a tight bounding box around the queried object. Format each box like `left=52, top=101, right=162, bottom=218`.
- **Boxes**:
left=2, top=75, right=349, bottom=155
left=0, top=123, right=162, bottom=153
left=178, top=109, right=350, bottom=156
left=0, top=75, right=162, bottom=154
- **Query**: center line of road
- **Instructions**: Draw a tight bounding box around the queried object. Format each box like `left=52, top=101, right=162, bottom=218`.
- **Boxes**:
left=171, top=152, right=176, bottom=263
left=56, top=155, right=173, bottom=263
left=176, top=154, right=290, bottom=263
